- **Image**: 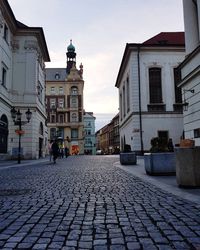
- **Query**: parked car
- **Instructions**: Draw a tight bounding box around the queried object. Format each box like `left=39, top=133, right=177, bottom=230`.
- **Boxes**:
left=96, top=150, right=103, bottom=155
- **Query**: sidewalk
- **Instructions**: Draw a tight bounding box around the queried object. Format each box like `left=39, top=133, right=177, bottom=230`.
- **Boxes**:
left=115, top=156, right=200, bottom=206
left=0, top=157, right=50, bottom=170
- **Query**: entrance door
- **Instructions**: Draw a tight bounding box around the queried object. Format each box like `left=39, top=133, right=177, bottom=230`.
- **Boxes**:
left=0, top=115, right=8, bottom=154
left=158, top=130, right=169, bottom=144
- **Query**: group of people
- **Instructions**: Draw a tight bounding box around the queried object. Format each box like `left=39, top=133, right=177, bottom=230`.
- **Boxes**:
left=48, top=140, right=69, bottom=164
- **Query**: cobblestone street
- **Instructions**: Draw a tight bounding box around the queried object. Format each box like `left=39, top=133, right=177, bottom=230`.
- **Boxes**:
left=0, top=156, right=200, bottom=250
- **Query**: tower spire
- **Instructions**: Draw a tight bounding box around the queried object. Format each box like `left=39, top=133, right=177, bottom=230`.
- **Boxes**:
left=66, top=40, right=76, bottom=74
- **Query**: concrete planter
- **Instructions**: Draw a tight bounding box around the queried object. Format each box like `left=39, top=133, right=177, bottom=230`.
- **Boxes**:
left=120, top=152, right=137, bottom=165
left=175, top=147, right=200, bottom=187
left=144, top=152, right=176, bottom=175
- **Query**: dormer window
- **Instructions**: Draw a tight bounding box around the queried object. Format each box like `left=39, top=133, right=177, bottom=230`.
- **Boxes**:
left=55, top=72, right=60, bottom=80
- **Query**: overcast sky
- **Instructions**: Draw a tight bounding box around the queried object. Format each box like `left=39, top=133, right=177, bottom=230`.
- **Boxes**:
left=8, top=0, right=184, bottom=131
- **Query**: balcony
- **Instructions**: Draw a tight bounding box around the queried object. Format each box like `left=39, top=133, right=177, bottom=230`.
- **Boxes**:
left=57, top=107, right=68, bottom=112
left=47, top=122, right=84, bottom=127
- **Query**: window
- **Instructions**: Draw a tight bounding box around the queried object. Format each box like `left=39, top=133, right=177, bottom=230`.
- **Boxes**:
left=71, top=113, right=77, bottom=122
left=71, top=86, right=78, bottom=95
left=120, top=93, right=122, bottom=120
left=50, top=99, right=56, bottom=108
left=149, top=67, right=162, bottom=103
left=174, top=68, right=182, bottom=103
left=55, top=72, right=60, bottom=80
left=194, top=128, right=200, bottom=138
left=85, top=129, right=91, bottom=135
left=3, top=24, right=8, bottom=42
left=37, top=82, right=43, bottom=103
left=51, top=114, right=56, bottom=123
left=59, top=86, right=63, bottom=94
left=71, top=97, right=78, bottom=107
left=126, top=76, right=130, bottom=112
left=2, top=66, right=7, bottom=87
left=59, top=114, right=64, bottom=123
left=71, top=129, right=78, bottom=138
left=51, top=86, right=55, bottom=94
left=123, top=86, right=125, bottom=117
left=58, top=99, right=64, bottom=108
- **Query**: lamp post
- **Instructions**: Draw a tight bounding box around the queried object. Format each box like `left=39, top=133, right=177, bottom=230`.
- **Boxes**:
left=11, top=107, right=32, bottom=164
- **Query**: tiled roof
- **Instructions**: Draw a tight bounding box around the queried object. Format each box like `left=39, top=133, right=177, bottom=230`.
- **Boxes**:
left=45, top=68, right=67, bottom=81
left=143, top=32, right=185, bottom=46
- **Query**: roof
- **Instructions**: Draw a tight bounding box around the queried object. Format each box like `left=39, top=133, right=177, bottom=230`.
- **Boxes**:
left=2, top=0, right=50, bottom=62
left=115, top=32, right=185, bottom=87
left=45, top=68, right=67, bottom=81
left=143, top=32, right=185, bottom=46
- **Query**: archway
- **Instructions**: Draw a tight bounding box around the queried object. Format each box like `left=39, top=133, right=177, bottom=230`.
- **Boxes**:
left=39, top=122, right=43, bottom=158
left=0, top=114, right=8, bottom=153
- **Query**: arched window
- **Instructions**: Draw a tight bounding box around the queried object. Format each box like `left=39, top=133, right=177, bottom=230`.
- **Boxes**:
left=149, top=67, right=162, bottom=103
left=39, top=122, right=43, bottom=136
left=71, top=86, right=78, bottom=95
left=71, top=113, right=77, bottom=122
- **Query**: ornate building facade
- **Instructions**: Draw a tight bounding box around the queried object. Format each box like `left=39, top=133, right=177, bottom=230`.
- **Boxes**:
left=45, top=41, right=85, bottom=154
left=0, top=0, right=50, bottom=160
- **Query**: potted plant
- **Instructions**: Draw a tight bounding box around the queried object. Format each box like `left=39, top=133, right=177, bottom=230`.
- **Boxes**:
left=120, top=144, right=137, bottom=165
left=144, top=137, right=176, bottom=175
left=175, top=139, right=200, bottom=187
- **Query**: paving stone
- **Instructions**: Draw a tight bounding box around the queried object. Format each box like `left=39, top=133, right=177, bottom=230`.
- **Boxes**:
left=0, top=156, right=199, bottom=250
left=78, top=241, right=93, bottom=248
left=93, top=239, right=107, bottom=245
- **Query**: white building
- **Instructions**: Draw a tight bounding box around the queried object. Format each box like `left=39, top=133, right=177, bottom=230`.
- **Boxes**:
left=179, top=0, right=200, bottom=146
left=115, top=32, right=185, bottom=154
left=83, top=112, right=96, bottom=155
left=0, top=0, right=50, bottom=159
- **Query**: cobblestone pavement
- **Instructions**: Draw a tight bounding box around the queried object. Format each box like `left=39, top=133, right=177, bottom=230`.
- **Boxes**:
left=0, top=156, right=200, bottom=250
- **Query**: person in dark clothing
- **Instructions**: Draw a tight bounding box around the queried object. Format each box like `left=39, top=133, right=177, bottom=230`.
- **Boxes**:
left=51, top=140, right=59, bottom=163
left=64, top=146, right=69, bottom=158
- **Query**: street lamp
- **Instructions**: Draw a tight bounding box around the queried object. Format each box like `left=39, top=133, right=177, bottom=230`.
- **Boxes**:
left=11, top=107, right=32, bottom=164
left=182, top=89, right=195, bottom=112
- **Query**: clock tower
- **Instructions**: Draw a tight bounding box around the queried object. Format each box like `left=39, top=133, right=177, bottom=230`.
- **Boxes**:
left=66, top=40, right=76, bottom=74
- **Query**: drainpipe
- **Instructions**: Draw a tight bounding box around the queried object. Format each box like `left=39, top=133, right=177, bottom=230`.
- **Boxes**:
left=137, top=46, right=144, bottom=155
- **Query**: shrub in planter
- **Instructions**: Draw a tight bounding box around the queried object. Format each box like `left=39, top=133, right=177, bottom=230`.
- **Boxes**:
left=120, top=144, right=137, bottom=165
left=144, top=137, right=176, bottom=175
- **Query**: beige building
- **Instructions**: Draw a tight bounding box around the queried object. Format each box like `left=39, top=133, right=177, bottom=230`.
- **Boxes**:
left=45, top=41, right=84, bottom=154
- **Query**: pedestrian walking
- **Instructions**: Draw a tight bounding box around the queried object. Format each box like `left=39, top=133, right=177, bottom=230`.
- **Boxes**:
left=48, top=140, right=53, bottom=162
left=65, top=146, right=69, bottom=158
left=51, top=140, right=59, bottom=164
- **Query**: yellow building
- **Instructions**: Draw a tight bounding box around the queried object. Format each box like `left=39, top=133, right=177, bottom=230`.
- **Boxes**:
left=45, top=41, right=84, bottom=155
